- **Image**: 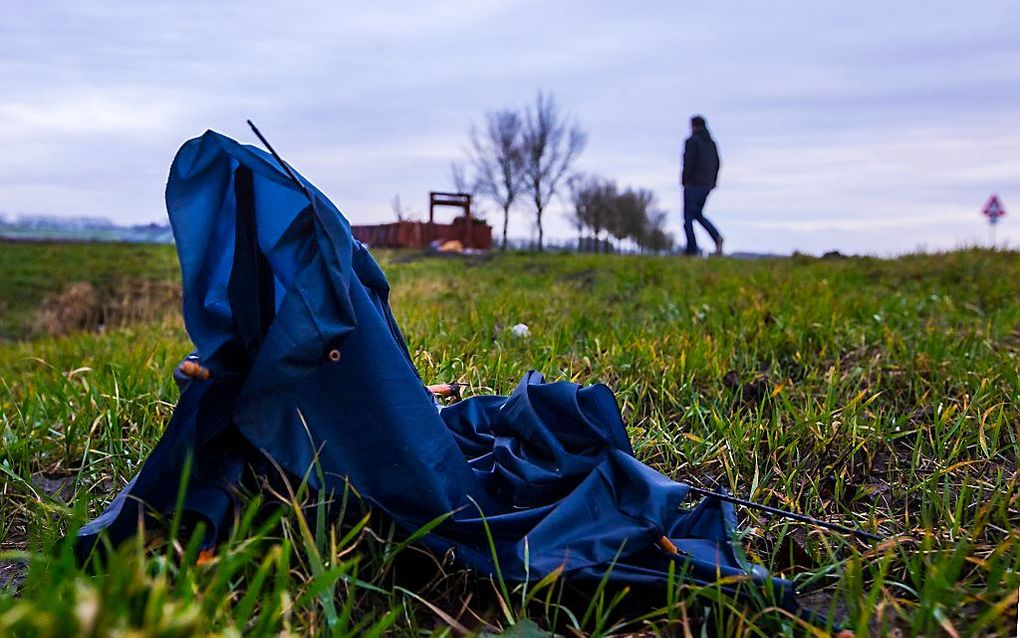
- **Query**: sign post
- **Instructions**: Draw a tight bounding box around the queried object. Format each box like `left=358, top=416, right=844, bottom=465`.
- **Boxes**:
left=982, top=194, right=1007, bottom=247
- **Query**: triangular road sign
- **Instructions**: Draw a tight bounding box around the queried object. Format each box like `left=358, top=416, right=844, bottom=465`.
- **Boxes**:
left=982, top=194, right=1006, bottom=218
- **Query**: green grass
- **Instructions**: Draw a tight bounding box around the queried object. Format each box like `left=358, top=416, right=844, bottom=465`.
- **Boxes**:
left=0, top=241, right=178, bottom=339
left=1, top=243, right=1018, bottom=636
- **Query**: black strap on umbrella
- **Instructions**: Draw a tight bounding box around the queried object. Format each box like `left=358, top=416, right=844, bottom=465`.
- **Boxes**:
left=687, top=484, right=883, bottom=543
left=246, top=119, right=311, bottom=200
left=227, top=164, right=276, bottom=365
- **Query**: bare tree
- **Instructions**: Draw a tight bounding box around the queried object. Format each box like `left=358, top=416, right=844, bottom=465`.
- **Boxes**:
left=566, top=175, right=588, bottom=250
left=570, top=175, right=615, bottom=253
left=391, top=194, right=405, bottom=222
left=450, top=161, right=472, bottom=195
left=521, top=92, right=587, bottom=251
left=611, top=188, right=654, bottom=252
left=465, top=110, right=524, bottom=250
left=644, top=209, right=674, bottom=254
left=572, top=179, right=665, bottom=253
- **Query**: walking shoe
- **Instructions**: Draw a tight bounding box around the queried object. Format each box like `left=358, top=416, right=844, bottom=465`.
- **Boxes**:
left=713, top=237, right=724, bottom=256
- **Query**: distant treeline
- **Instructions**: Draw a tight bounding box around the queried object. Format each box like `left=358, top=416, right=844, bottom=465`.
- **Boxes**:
left=0, top=215, right=173, bottom=244
left=566, top=177, right=673, bottom=254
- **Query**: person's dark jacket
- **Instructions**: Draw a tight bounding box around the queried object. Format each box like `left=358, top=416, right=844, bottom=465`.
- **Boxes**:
left=682, top=130, right=720, bottom=188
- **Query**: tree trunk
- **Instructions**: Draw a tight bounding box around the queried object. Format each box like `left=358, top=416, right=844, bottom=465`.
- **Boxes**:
left=501, top=204, right=510, bottom=251
left=536, top=207, right=544, bottom=252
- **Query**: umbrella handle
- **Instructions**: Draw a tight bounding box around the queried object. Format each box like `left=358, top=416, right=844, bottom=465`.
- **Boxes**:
left=179, top=360, right=211, bottom=381
left=426, top=382, right=462, bottom=399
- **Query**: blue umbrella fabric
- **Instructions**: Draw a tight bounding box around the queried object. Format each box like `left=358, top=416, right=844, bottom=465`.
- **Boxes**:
left=77, top=130, right=799, bottom=615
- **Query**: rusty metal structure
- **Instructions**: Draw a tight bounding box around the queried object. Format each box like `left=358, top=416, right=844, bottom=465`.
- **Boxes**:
left=351, top=191, right=492, bottom=250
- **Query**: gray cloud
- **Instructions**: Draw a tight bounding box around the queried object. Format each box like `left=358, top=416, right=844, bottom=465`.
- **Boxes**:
left=1, top=1, right=1017, bottom=254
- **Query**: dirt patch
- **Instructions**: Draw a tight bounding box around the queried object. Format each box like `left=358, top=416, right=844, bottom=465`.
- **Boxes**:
left=0, top=560, right=27, bottom=593
left=102, top=277, right=181, bottom=325
left=1003, top=326, right=1020, bottom=352
left=0, top=517, right=29, bottom=594
left=30, top=472, right=76, bottom=502
left=821, top=250, right=849, bottom=260
left=563, top=267, right=599, bottom=290
left=33, top=281, right=101, bottom=336
left=30, top=278, right=181, bottom=336
left=722, top=369, right=773, bottom=406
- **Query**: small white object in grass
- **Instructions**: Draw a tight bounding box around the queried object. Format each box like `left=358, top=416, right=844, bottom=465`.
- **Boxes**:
left=511, top=323, right=530, bottom=338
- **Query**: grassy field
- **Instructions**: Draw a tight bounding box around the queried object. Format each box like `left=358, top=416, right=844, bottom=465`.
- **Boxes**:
left=0, top=241, right=179, bottom=340
left=0, top=240, right=1018, bottom=636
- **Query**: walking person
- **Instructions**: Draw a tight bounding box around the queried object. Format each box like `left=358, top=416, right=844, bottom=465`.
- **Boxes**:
left=681, top=115, right=723, bottom=256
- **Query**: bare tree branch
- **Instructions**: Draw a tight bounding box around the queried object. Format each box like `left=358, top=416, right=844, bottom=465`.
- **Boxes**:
left=450, top=161, right=473, bottom=195
left=521, top=91, right=587, bottom=251
left=390, top=194, right=405, bottom=222
left=465, top=110, right=525, bottom=250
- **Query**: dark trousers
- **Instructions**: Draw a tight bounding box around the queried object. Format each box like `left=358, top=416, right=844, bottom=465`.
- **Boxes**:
left=683, top=185, right=721, bottom=255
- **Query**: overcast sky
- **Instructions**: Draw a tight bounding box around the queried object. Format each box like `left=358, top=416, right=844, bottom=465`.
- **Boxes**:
left=2, top=1, right=1018, bottom=254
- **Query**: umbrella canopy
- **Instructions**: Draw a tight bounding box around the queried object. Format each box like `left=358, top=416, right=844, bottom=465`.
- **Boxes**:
left=77, top=130, right=798, bottom=614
